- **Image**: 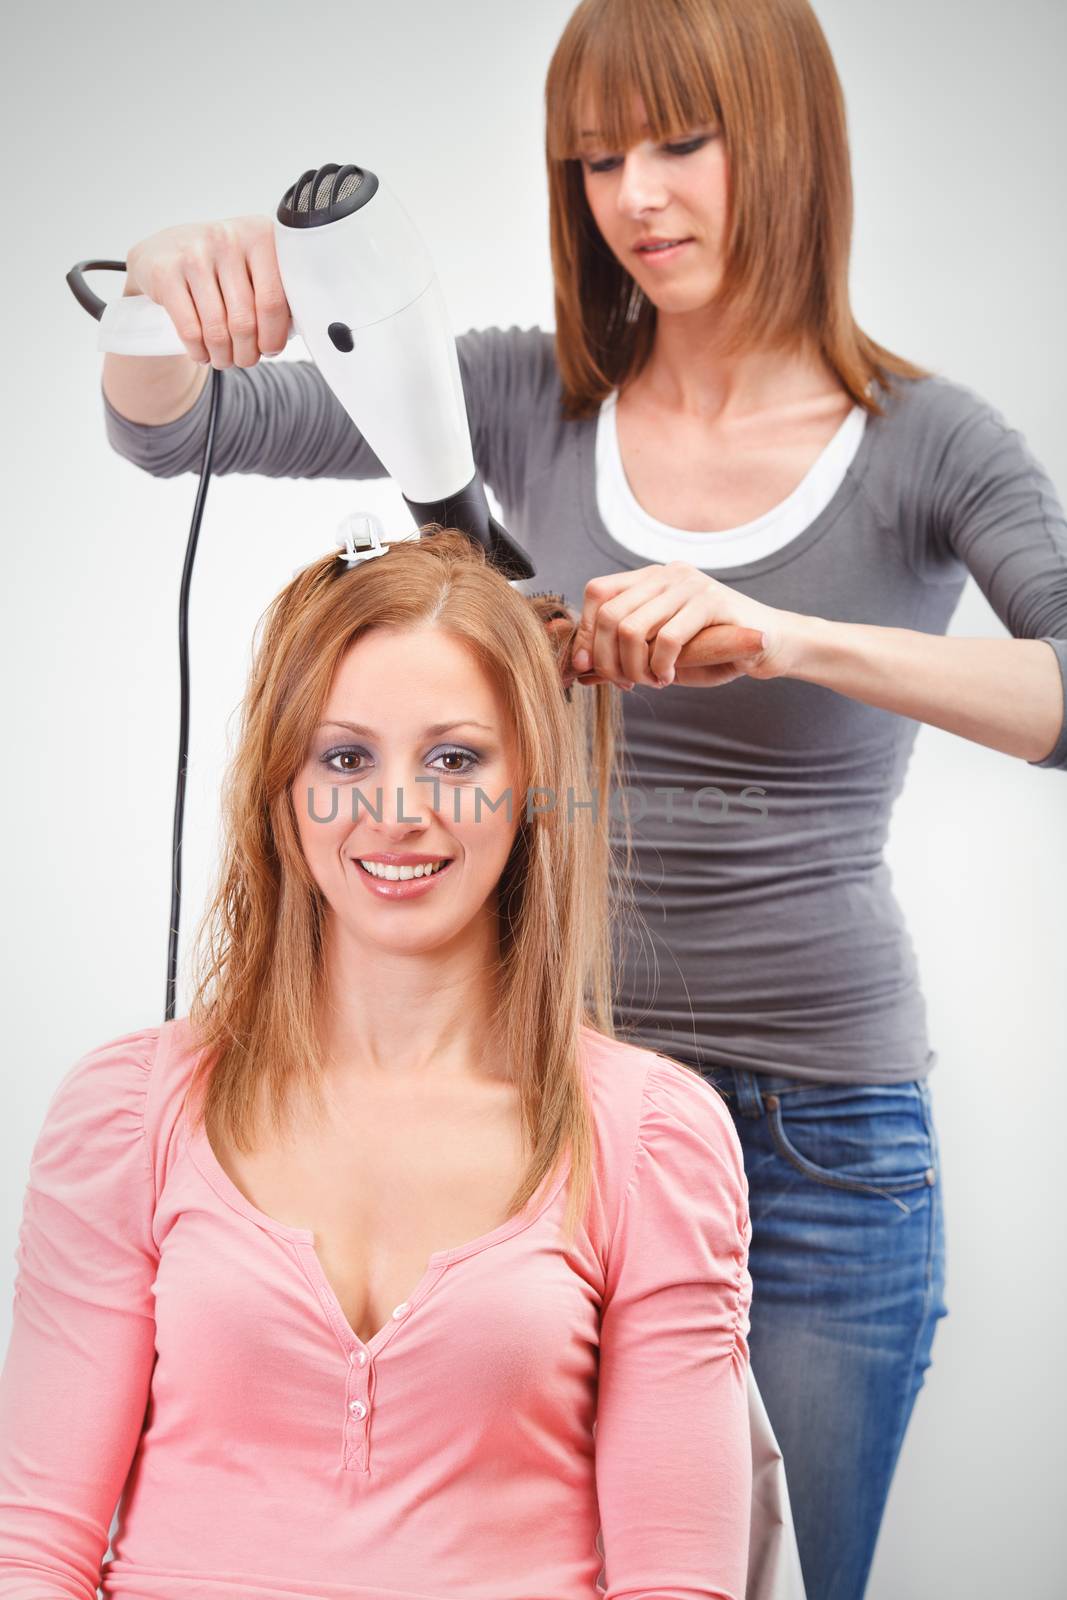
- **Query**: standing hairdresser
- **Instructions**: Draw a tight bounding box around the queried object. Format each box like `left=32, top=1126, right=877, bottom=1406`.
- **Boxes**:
left=99, top=1, right=1067, bottom=1595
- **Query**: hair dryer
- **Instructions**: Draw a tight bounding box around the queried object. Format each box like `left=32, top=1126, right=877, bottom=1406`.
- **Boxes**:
left=72, top=162, right=534, bottom=580
left=67, top=162, right=537, bottom=1020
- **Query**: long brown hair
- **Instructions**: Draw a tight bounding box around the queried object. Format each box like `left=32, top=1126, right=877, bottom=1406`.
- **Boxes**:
left=180, top=528, right=637, bottom=1244
left=545, top=0, right=930, bottom=421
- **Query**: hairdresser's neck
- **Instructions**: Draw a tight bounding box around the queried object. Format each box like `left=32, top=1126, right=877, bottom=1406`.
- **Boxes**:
left=317, top=914, right=506, bottom=1091
left=629, top=305, right=839, bottom=421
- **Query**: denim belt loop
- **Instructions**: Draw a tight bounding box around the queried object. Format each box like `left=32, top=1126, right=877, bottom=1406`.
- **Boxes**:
left=732, top=1068, right=767, bottom=1119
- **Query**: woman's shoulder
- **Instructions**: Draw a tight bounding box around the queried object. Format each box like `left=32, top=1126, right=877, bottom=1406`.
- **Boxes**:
left=579, top=1029, right=749, bottom=1275
left=41, top=1022, right=161, bottom=1125
left=578, top=1026, right=742, bottom=1180
left=35, top=1017, right=206, bottom=1182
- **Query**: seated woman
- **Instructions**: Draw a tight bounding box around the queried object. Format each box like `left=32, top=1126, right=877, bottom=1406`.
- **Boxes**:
left=0, top=527, right=757, bottom=1600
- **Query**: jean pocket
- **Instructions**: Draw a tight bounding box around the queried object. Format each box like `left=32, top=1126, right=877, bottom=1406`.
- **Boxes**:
left=763, top=1081, right=938, bottom=1199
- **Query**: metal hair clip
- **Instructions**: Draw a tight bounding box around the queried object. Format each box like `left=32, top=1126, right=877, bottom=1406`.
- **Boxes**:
left=336, top=511, right=392, bottom=567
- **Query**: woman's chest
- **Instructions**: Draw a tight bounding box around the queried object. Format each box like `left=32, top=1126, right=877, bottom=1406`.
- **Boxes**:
left=613, top=390, right=855, bottom=531
left=206, top=1081, right=529, bottom=1349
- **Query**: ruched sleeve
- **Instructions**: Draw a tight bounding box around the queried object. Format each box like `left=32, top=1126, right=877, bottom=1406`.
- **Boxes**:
left=0, top=1027, right=162, bottom=1599
left=594, top=1054, right=753, bottom=1600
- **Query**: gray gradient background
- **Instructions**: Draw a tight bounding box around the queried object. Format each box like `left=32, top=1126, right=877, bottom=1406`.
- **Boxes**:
left=2, top=1, right=1065, bottom=1595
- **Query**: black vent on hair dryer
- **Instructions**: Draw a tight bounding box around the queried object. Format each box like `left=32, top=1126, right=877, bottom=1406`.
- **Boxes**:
left=277, top=164, right=380, bottom=228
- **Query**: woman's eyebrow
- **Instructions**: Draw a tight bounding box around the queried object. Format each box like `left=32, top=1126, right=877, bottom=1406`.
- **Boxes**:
left=318, top=719, right=496, bottom=737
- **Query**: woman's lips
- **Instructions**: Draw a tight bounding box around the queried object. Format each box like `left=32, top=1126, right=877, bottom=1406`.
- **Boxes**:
left=351, top=857, right=455, bottom=900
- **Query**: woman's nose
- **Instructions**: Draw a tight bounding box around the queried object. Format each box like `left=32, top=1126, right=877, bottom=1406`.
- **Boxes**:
left=376, top=774, right=431, bottom=826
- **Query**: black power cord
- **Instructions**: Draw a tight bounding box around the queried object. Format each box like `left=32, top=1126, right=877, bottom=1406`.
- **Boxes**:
left=66, top=259, right=222, bottom=1020
left=166, top=365, right=222, bottom=1020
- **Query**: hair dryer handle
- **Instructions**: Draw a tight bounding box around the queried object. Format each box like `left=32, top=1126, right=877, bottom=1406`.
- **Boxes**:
left=96, top=292, right=296, bottom=357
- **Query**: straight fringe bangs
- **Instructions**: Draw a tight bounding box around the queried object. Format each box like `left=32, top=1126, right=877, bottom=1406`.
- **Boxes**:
left=179, top=529, right=639, bottom=1247
left=545, top=0, right=930, bottom=420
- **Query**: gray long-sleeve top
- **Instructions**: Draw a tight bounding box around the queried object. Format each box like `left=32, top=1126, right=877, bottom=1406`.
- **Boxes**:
left=100, top=328, right=1067, bottom=1083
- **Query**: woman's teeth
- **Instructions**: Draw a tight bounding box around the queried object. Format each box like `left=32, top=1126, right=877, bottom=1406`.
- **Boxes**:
left=357, top=859, right=450, bottom=881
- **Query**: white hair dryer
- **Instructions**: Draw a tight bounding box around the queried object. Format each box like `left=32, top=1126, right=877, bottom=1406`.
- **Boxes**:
left=70, top=161, right=535, bottom=580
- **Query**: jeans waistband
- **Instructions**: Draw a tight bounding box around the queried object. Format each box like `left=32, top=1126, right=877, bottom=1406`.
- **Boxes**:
left=703, top=1066, right=928, bottom=1119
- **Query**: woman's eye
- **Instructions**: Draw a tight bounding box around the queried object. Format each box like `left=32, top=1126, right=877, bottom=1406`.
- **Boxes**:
left=321, top=748, right=366, bottom=774
left=430, top=747, right=481, bottom=776
left=320, top=746, right=481, bottom=777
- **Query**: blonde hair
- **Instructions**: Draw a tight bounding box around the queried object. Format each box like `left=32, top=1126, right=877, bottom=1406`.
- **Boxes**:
left=181, top=528, right=636, bottom=1245
left=545, top=0, right=930, bottom=420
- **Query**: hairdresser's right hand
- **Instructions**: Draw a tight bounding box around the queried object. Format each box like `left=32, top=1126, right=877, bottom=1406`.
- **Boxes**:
left=123, top=215, right=292, bottom=368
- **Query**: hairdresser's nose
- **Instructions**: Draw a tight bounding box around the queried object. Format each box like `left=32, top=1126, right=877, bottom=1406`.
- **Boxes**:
left=615, top=145, right=669, bottom=218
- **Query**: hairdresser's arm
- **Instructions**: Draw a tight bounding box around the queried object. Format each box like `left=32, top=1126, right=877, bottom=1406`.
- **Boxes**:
left=101, top=216, right=284, bottom=426
left=101, top=284, right=210, bottom=425
left=572, top=567, right=1066, bottom=766
left=103, top=352, right=208, bottom=426
left=779, top=621, right=1065, bottom=764
left=571, top=388, right=1067, bottom=770
left=97, top=213, right=391, bottom=480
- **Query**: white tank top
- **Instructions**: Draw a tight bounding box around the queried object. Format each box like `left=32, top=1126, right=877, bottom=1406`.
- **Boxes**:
left=596, top=390, right=867, bottom=569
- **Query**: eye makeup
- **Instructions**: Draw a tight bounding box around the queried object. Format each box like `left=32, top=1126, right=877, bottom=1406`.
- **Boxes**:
left=318, top=744, right=485, bottom=778
left=582, top=131, right=716, bottom=174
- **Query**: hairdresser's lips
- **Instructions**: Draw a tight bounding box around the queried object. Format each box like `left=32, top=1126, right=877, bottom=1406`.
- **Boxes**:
left=350, top=855, right=456, bottom=900
left=633, top=237, right=693, bottom=266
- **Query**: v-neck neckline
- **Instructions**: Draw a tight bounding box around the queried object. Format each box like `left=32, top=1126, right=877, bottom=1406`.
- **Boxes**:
left=184, top=1115, right=573, bottom=1355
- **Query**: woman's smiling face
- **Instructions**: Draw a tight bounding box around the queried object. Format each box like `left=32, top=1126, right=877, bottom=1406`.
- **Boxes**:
left=578, top=91, right=729, bottom=316
left=293, top=625, right=522, bottom=958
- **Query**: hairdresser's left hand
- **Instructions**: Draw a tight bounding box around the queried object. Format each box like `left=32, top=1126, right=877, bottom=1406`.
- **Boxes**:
left=569, top=561, right=801, bottom=689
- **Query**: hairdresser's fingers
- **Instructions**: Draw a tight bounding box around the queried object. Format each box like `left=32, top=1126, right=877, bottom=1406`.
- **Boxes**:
left=247, top=223, right=291, bottom=356
left=571, top=567, right=658, bottom=683
left=182, top=235, right=235, bottom=368
left=215, top=237, right=261, bottom=369
left=606, top=574, right=713, bottom=686
left=598, top=579, right=681, bottom=685
left=152, top=269, right=210, bottom=364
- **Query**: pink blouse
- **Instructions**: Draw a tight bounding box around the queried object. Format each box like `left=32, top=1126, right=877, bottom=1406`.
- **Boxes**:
left=0, top=1016, right=753, bottom=1600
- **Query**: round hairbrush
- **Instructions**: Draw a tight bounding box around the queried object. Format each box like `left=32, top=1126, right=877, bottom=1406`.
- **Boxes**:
left=530, top=591, right=764, bottom=691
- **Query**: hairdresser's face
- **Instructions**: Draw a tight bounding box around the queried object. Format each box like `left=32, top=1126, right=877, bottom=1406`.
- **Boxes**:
left=293, top=626, right=522, bottom=961
left=578, top=92, right=729, bottom=315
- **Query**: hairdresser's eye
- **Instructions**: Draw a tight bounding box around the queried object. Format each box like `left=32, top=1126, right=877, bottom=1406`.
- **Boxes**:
left=583, top=131, right=715, bottom=174
left=664, top=134, right=713, bottom=157
left=583, top=153, right=623, bottom=174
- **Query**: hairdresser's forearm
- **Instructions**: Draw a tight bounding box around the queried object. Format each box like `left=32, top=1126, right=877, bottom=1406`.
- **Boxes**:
left=784, top=616, right=1064, bottom=762
left=100, top=279, right=209, bottom=426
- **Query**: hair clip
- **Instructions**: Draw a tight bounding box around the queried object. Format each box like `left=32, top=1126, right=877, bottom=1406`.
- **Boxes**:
left=336, top=512, right=392, bottom=567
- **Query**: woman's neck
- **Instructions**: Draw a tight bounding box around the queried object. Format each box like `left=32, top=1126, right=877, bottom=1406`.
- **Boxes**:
left=317, top=916, right=506, bottom=1092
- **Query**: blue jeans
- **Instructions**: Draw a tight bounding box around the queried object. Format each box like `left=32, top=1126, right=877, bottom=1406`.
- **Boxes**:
left=701, top=1067, right=949, bottom=1600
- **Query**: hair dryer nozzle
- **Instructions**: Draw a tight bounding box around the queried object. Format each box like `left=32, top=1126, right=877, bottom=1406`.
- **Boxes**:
left=404, top=475, right=535, bottom=582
